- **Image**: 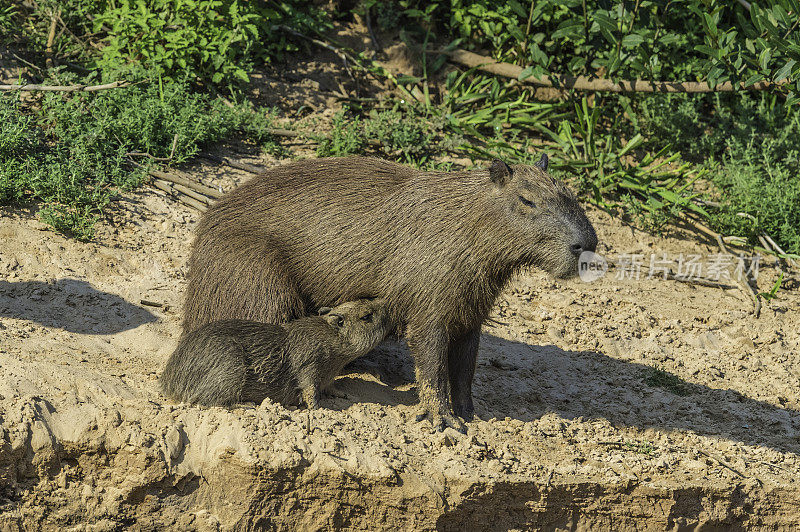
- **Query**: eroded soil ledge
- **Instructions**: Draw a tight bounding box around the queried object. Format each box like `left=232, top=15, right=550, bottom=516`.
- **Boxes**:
left=1, top=154, right=799, bottom=530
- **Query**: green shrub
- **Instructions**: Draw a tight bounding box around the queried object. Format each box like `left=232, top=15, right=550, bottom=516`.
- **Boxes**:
left=316, top=112, right=366, bottom=158
left=316, top=108, right=442, bottom=166
left=0, top=76, right=283, bottom=239
left=10, top=0, right=329, bottom=87
left=636, top=91, right=800, bottom=252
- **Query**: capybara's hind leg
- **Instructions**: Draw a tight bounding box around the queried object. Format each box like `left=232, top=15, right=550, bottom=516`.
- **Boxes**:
left=243, top=256, right=307, bottom=324
left=184, top=251, right=306, bottom=330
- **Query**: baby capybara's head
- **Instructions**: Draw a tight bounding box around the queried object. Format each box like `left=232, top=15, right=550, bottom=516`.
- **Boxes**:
left=319, top=298, right=390, bottom=355
left=490, top=155, right=598, bottom=279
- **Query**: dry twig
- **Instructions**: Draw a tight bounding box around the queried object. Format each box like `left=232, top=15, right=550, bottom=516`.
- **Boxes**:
left=0, top=81, right=131, bottom=92
left=154, top=179, right=213, bottom=206
left=696, top=449, right=749, bottom=480
left=441, top=49, right=789, bottom=93
left=686, top=216, right=761, bottom=316
left=199, top=154, right=266, bottom=175
left=129, top=161, right=222, bottom=199
left=150, top=180, right=208, bottom=212
left=45, top=8, right=60, bottom=69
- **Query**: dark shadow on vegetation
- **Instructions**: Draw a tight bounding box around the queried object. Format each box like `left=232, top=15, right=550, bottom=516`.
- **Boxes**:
left=0, top=278, right=158, bottom=334
left=338, top=334, right=800, bottom=457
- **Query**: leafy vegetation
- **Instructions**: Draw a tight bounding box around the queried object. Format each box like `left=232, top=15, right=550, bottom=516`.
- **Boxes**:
left=4, top=0, right=329, bottom=85
left=622, top=440, right=655, bottom=455
left=758, top=272, right=785, bottom=301
left=316, top=108, right=446, bottom=167
left=0, top=77, right=279, bottom=239
left=1, top=0, right=798, bottom=253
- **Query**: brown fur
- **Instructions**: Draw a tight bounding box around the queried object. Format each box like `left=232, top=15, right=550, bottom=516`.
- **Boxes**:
left=183, top=156, right=597, bottom=431
left=161, top=299, right=389, bottom=408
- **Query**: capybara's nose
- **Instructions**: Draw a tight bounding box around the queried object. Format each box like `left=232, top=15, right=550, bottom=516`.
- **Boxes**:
left=570, top=235, right=597, bottom=256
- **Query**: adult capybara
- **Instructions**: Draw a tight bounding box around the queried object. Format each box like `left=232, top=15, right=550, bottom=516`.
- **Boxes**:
left=161, top=299, right=389, bottom=408
left=183, top=155, right=597, bottom=431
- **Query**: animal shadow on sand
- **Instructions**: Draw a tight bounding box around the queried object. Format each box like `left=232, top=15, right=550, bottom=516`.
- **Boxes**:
left=334, top=334, right=800, bottom=458
left=0, top=278, right=157, bottom=334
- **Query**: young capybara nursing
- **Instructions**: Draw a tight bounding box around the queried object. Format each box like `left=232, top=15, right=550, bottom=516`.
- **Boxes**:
left=183, top=155, right=597, bottom=431
left=161, top=299, right=389, bottom=408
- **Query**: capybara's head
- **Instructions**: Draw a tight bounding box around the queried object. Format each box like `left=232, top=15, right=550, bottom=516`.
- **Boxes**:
left=490, top=155, right=598, bottom=279
left=319, top=298, right=390, bottom=355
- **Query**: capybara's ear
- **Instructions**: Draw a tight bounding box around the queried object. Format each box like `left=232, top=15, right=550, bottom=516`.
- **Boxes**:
left=534, top=153, right=549, bottom=171
left=489, top=159, right=513, bottom=186
left=323, top=313, right=345, bottom=329
left=318, top=307, right=332, bottom=316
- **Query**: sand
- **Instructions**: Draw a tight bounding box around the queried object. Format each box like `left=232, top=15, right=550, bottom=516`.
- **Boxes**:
left=1, top=152, right=798, bottom=530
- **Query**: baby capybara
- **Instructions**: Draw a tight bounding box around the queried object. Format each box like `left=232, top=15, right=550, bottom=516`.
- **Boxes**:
left=161, top=299, right=389, bottom=408
left=183, top=156, right=597, bottom=431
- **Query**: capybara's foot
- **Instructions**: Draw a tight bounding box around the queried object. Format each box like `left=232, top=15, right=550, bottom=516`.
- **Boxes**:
left=452, top=396, right=474, bottom=421
left=301, top=387, right=320, bottom=409
left=416, top=407, right=467, bottom=434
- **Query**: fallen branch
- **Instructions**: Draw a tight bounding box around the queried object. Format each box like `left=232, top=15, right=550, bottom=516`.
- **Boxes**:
left=0, top=80, right=131, bottom=92
left=442, top=49, right=789, bottom=93
left=129, top=161, right=223, bottom=199
left=199, top=154, right=266, bottom=175
left=154, top=179, right=213, bottom=206
left=151, top=180, right=208, bottom=212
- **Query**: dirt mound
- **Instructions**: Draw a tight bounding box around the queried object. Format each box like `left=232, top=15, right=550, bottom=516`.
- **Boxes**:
left=1, top=161, right=798, bottom=529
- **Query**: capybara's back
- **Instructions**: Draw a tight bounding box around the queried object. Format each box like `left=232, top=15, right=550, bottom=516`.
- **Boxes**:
left=183, top=157, right=417, bottom=333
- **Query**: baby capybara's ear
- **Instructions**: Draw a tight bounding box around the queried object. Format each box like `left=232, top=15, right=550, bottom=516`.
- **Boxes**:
left=323, top=313, right=344, bottom=329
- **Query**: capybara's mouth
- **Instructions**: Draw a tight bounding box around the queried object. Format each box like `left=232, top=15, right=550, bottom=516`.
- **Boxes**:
left=549, top=259, right=580, bottom=279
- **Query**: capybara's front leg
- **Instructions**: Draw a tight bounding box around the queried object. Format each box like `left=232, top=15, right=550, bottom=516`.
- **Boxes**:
left=407, top=325, right=466, bottom=434
left=448, top=328, right=480, bottom=421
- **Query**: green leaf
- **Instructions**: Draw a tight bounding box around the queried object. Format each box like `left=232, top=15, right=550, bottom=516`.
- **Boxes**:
left=621, top=34, right=644, bottom=47
left=743, top=73, right=765, bottom=86
left=518, top=67, right=535, bottom=81
left=618, top=134, right=644, bottom=157
left=774, top=60, right=797, bottom=82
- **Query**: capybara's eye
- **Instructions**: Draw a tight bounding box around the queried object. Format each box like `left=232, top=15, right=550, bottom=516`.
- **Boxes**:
left=359, top=312, right=373, bottom=321
left=518, top=196, right=536, bottom=208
